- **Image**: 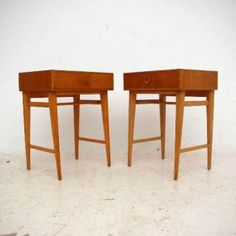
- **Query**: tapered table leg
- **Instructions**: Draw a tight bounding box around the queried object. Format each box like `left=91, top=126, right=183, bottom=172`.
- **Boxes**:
left=73, top=95, right=80, bottom=160
left=159, top=95, right=166, bottom=159
left=101, top=92, right=111, bottom=167
left=174, top=91, right=185, bottom=180
left=49, top=93, right=62, bottom=180
left=128, top=92, right=136, bottom=166
left=207, top=91, right=214, bottom=170
left=23, top=93, right=31, bottom=170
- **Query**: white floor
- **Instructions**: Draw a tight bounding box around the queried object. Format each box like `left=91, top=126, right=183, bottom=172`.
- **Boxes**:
left=0, top=144, right=236, bottom=236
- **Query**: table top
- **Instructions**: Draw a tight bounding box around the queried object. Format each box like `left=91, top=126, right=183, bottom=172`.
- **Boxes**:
left=124, top=69, right=218, bottom=91
left=19, top=70, right=114, bottom=92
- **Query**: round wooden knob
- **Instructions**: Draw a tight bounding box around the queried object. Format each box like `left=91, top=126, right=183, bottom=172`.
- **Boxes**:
left=83, top=79, right=90, bottom=86
left=144, top=78, right=150, bottom=84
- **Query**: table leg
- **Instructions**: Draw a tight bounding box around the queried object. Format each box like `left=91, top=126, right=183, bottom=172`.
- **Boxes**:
left=207, top=91, right=214, bottom=170
left=73, top=95, right=80, bottom=160
left=49, top=93, right=62, bottom=180
left=159, top=95, right=166, bottom=159
left=174, top=91, right=185, bottom=180
left=101, top=92, right=111, bottom=167
left=23, top=93, right=31, bottom=170
left=128, top=92, right=136, bottom=166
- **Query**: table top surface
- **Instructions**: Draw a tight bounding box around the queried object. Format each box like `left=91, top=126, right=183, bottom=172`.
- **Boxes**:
left=124, top=69, right=218, bottom=91
left=19, top=70, right=114, bottom=92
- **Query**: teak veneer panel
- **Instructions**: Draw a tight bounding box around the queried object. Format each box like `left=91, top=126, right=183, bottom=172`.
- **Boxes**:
left=124, top=69, right=217, bottom=91
left=19, top=70, right=113, bottom=92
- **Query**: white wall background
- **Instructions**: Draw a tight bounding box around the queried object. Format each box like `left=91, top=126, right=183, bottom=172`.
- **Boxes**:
left=0, top=0, right=236, bottom=158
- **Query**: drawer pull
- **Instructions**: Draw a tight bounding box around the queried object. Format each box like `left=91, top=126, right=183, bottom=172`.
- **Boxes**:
left=144, top=79, right=150, bottom=85
left=83, top=79, right=90, bottom=86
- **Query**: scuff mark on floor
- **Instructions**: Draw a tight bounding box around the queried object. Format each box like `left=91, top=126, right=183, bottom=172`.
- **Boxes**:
left=99, top=198, right=115, bottom=201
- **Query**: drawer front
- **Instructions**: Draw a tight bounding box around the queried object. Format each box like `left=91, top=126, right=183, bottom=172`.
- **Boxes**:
left=133, top=76, right=155, bottom=89
left=124, top=71, right=179, bottom=90
left=52, top=71, right=113, bottom=91
left=53, top=71, right=92, bottom=90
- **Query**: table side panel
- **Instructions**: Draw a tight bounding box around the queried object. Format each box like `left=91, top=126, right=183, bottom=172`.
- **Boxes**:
left=19, top=71, right=53, bottom=92
left=180, top=70, right=218, bottom=90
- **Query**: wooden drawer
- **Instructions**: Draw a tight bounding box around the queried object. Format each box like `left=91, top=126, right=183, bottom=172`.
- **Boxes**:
left=124, top=69, right=217, bottom=91
left=124, top=70, right=179, bottom=90
left=19, top=70, right=113, bottom=92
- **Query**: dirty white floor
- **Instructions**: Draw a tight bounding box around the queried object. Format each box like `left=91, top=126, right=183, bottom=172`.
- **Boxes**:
left=0, top=144, right=236, bottom=236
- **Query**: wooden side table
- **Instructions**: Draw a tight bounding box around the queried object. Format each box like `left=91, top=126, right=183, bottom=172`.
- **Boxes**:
left=124, top=69, right=218, bottom=180
left=19, top=70, right=113, bottom=180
